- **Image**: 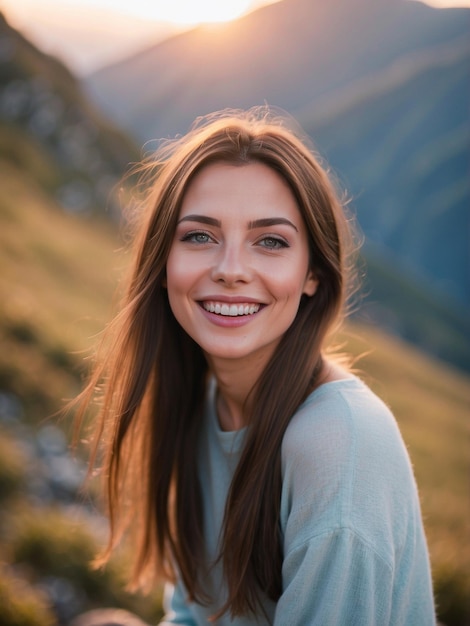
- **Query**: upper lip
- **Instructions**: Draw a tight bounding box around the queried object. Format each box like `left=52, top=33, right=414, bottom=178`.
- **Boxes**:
left=198, top=295, right=264, bottom=304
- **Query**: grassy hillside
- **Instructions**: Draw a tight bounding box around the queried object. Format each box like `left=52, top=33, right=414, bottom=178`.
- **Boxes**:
left=0, top=161, right=164, bottom=624
left=0, top=159, right=121, bottom=417
left=0, top=162, right=469, bottom=624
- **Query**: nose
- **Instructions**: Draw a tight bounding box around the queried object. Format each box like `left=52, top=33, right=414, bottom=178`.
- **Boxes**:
left=210, top=243, right=252, bottom=285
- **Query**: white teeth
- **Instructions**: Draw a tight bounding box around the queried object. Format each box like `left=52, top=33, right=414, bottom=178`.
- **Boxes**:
left=203, top=301, right=260, bottom=316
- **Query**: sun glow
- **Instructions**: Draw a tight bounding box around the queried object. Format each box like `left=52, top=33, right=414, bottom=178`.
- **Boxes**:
left=1, top=0, right=468, bottom=75
left=47, top=0, right=265, bottom=26
left=138, top=0, right=255, bottom=25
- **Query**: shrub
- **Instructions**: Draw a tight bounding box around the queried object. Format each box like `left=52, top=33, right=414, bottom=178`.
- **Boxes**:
left=0, top=433, right=27, bottom=503
left=0, top=566, right=56, bottom=626
left=7, top=321, right=38, bottom=346
left=8, top=506, right=164, bottom=622
left=10, top=507, right=114, bottom=602
left=434, top=565, right=470, bottom=626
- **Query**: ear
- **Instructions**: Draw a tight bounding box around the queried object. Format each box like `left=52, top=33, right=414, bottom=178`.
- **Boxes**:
left=302, top=269, right=318, bottom=297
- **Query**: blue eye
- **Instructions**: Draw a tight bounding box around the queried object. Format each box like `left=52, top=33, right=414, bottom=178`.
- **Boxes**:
left=259, top=236, right=289, bottom=250
left=181, top=231, right=212, bottom=244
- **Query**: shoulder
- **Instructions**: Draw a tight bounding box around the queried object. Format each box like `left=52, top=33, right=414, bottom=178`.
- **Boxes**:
left=281, top=375, right=405, bottom=473
left=280, top=376, right=420, bottom=561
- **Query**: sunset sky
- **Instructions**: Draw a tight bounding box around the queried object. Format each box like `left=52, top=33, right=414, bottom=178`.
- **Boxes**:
left=1, top=0, right=469, bottom=75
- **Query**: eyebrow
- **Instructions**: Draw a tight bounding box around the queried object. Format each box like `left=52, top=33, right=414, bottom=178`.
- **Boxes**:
left=178, top=214, right=220, bottom=227
left=248, top=217, right=298, bottom=232
left=178, top=214, right=298, bottom=232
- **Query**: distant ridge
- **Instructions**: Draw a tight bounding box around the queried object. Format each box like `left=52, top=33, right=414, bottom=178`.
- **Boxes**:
left=86, top=0, right=470, bottom=140
left=304, top=34, right=470, bottom=303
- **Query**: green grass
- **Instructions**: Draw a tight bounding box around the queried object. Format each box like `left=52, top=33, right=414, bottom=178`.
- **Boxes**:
left=0, top=161, right=163, bottom=623
left=0, top=159, right=125, bottom=416
left=0, top=160, right=468, bottom=624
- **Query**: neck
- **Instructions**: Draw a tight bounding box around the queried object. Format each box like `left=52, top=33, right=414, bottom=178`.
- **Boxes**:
left=207, top=354, right=268, bottom=431
left=209, top=355, right=348, bottom=431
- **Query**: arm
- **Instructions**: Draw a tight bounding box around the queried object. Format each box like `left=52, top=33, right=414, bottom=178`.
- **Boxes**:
left=274, top=527, right=393, bottom=625
left=159, top=581, right=197, bottom=626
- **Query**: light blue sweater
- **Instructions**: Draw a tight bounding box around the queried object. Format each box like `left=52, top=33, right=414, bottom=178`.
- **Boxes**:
left=161, top=377, right=436, bottom=625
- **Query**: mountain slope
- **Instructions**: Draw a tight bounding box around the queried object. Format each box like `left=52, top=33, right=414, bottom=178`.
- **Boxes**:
left=302, top=36, right=469, bottom=305
left=0, top=159, right=165, bottom=625
left=299, top=36, right=470, bottom=370
left=0, top=22, right=160, bottom=619
left=0, top=12, right=138, bottom=217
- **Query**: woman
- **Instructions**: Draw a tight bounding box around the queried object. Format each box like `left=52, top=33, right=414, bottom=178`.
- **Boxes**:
left=77, top=109, right=435, bottom=624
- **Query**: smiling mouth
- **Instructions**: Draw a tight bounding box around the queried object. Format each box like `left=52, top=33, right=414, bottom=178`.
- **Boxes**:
left=202, top=301, right=261, bottom=316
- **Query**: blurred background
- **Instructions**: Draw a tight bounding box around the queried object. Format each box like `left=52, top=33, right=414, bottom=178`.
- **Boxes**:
left=0, top=0, right=468, bottom=624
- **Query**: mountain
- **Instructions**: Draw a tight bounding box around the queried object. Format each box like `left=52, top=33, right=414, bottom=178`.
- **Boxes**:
left=86, top=0, right=469, bottom=141
left=301, top=35, right=470, bottom=370
left=0, top=17, right=164, bottom=621
left=85, top=0, right=470, bottom=371
left=0, top=12, right=141, bottom=406
left=0, top=12, right=139, bottom=217
left=302, top=35, right=469, bottom=298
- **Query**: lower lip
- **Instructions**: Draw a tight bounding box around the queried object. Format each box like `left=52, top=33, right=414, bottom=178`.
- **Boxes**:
left=198, top=305, right=262, bottom=327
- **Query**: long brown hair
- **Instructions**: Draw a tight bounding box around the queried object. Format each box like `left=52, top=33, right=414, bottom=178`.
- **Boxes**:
left=75, top=108, right=356, bottom=618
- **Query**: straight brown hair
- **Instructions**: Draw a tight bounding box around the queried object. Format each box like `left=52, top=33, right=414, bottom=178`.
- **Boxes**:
left=74, top=108, right=356, bottom=619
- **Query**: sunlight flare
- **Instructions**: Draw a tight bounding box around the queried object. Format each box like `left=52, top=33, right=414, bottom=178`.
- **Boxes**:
left=67, top=0, right=260, bottom=25
left=146, top=0, right=255, bottom=25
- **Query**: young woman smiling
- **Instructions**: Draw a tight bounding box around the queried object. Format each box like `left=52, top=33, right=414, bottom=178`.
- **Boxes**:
left=76, top=109, right=435, bottom=624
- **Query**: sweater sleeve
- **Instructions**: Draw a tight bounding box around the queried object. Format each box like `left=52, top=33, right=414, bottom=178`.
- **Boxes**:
left=274, top=527, right=393, bottom=625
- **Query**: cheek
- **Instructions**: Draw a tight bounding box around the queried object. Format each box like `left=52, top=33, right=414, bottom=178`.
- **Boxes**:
left=165, top=252, right=188, bottom=290
left=165, top=254, right=201, bottom=321
left=271, top=261, right=311, bottom=298
left=165, top=272, right=188, bottom=327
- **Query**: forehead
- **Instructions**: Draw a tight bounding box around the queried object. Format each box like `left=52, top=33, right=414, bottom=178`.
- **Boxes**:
left=180, top=161, right=300, bottom=218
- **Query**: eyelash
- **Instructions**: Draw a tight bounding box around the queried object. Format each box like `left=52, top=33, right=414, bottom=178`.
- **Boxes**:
left=179, top=231, right=290, bottom=250
left=258, top=235, right=289, bottom=250
left=180, top=230, right=214, bottom=244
